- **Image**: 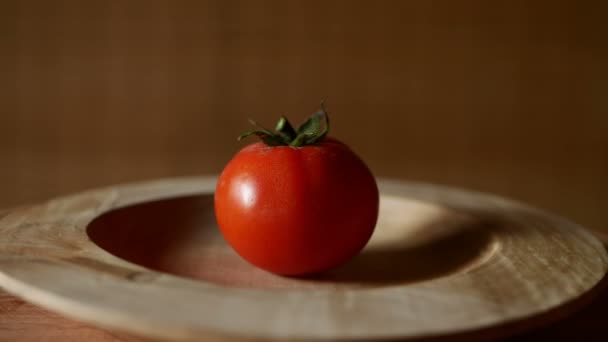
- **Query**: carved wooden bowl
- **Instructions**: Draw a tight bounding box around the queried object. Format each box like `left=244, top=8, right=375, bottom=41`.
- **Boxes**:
left=0, top=177, right=606, bottom=341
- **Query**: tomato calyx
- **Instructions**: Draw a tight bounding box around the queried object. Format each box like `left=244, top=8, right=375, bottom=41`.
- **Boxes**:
left=238, top=103, right=330, bottom=147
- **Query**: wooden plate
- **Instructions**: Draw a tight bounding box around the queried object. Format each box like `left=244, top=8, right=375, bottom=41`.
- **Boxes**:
left=0, top=177, right=606, bottom=341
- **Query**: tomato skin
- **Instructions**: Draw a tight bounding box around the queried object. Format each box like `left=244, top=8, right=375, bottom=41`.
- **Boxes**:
left=214, top=138, right=379, bottom=276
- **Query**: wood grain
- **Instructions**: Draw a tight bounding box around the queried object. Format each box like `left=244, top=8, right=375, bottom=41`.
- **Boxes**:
left=0, top=177, right=606, bottom=341
left=0, top=292, right=122, bottom=342
left=3, top=267, right=608, bottom=342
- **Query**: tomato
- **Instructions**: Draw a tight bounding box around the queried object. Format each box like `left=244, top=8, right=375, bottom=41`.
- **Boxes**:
left=214, top=106, right=379, bottom=276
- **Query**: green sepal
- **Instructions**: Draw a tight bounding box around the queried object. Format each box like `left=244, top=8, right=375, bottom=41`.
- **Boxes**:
left=289, top=133, right=314, bottom=147
left=302, top=106, right=329, bottom=145
left=237, top=130, right=285, bottom=146
left=238, top=103, right=330, bottom=147
left=246, top=119, right=291, bottom=145
left=275, top=116, right=297, bottom=140
left=297, top=113, right=322, bottom=136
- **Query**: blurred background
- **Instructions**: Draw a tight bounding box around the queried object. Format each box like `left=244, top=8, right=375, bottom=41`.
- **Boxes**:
left=0, top=0, right=606, bottom=232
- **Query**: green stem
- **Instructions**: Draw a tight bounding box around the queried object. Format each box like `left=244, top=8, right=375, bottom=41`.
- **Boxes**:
left=238, top=103, right=330, bottom=147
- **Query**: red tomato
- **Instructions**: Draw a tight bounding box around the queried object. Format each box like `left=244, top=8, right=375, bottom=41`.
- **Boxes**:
left=214, top=137, right=379, bottom=276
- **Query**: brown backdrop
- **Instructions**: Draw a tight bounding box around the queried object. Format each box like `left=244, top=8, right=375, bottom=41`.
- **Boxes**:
left=1, top=0, right=607, bottom=232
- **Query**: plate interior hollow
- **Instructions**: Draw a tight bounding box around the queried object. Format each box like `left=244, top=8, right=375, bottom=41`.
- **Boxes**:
left=87, top=194, right=497, bottom=290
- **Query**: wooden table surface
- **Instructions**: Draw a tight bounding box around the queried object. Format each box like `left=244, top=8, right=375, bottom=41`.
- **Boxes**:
left=1, top=236, right=607, bottom=342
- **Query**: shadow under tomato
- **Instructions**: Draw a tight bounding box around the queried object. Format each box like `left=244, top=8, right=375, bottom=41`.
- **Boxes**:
left=312, top=220, right=495, bottom=285
left=87, top=194, right=496, bottom=289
